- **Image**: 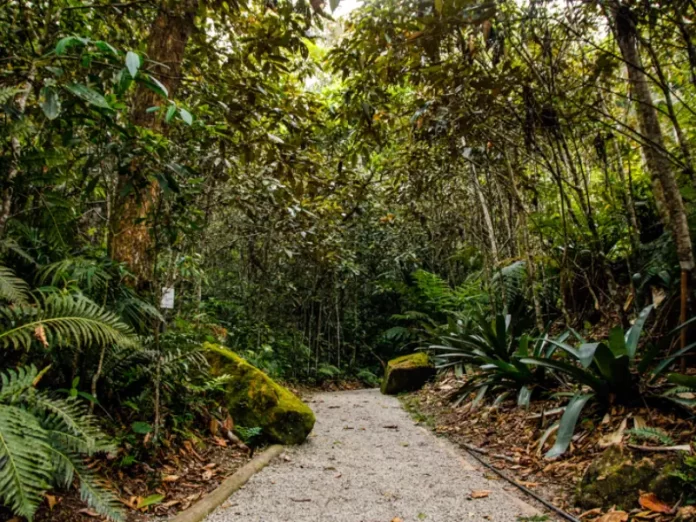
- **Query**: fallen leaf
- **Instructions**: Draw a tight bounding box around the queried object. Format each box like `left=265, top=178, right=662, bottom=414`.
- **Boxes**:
left=470, top=490, right=491, bottom=499
left=597, top=511, right=629, bottom=522
left=162, top=474, right=180, bottom=483
left=390, top=518, right=404, bottom=522
left=77, top=509, right=101, bottom=518
left=639, top=492, right=672, bottom=514
left=209, top=419, right=219, bottom=436
left=222, top=415, right=234, bottom=430
left=45, top=494, right=58, bottom=510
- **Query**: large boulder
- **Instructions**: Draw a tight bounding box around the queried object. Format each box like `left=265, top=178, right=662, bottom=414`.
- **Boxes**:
left=204, top=343, right=315, bottom=445
left=576, top=446, right=681, bottom=510
left=381, top=352, right=435, bottom=395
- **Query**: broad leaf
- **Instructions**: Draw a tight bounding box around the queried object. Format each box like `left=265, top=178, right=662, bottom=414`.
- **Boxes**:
left=545, top=394, right=593, bottom=459
left=65, top=83, right=111, bottom=109
left=40, top=87, right=60, bottom=120
left=125, top=51, right=141, bottom=78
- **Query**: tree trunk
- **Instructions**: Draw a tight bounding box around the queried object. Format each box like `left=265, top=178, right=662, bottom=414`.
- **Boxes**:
left=109, top=1, right=199, bottom=287
left=614, top=5, right=694, bottom=273
left=0, top=66, right=36, bottom=237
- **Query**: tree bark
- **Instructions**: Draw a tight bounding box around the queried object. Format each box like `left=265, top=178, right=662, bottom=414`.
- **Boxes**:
left=109, top=0, right=199, bottom=287
left=614, top=5, right=694, bottom=273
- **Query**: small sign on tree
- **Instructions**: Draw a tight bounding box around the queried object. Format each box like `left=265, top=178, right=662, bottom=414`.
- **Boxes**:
left=160, top=287, right=175, bottom=309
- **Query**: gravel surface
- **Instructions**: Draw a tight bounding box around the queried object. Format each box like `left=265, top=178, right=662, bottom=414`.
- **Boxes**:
left=206, top=389, right=542, bottom=522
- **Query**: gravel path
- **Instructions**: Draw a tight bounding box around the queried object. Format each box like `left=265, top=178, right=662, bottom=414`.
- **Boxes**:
left=206, top=389, right=542, bottom=522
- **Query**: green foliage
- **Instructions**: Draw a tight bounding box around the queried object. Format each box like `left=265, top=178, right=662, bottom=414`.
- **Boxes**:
left=0, top=365, right=122, bottom=521
left=235, top=426, right=263, bottom=444
left=627, top=427, right=674, bottom=446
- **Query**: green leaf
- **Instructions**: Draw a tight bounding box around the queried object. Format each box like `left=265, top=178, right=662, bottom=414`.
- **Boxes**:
left=667, top=373, right=696, bottom=389
left=434, top=0, right=443, bottom=14
left=330, top=0, right=340, bottom=12
left=165, top=104, right=177, bottom=123
left=131, top=422, right=152, bottom=435
left=141, top=75, right=168, bottom=98
left=625, top=305, right=653, bottom=359
left=545, top=394, right=593, bottom=459
left=94, top=40, right=118, bottom=56
left=40, top=87, right=60, bottom=120
left=268, top=133, right=285, bottom=144
left=56, top=36, right=87, bottom=55
left=137, top=494, right=164, bottom=509
left=65, top=83, right=111, bottom=110
left=125, top=51, right=140, bottom=78
left=179, top=108, right=193, bottom=125
left=517, top=386, right=532, bottom=408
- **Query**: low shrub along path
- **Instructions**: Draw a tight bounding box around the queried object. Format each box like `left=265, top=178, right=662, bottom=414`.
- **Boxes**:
left=206, top=389, right=543, bottom=522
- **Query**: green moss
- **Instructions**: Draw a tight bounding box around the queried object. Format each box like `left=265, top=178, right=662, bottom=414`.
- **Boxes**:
left=381, top=352, right=435, bottom=395
left=576, top=446, right=682, bottom=510
left=203, top=343, right=315, bottom=445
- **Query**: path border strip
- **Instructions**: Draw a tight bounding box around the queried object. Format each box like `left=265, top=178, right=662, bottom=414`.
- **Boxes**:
left=169, top=444, right=284, bottom=522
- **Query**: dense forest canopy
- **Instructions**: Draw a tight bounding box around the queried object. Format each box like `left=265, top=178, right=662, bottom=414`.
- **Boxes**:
left=3, top=0, right=696, bottom=519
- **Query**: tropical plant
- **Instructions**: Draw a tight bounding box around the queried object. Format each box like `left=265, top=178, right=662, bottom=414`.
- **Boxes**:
left=0, top=365, right=123, bottom=521
left=426, top=314, right=557, bottom=407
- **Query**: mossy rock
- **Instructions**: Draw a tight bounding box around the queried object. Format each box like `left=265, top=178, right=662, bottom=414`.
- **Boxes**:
left=204, top=343, right=315, bottom=445
left=576, top=446, right=681, bottom=510
left=380, top=352, right=435, bottom=395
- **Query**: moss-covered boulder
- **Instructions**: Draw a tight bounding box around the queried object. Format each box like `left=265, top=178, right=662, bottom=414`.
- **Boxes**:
left=381, top=352, right=435, bottom=395
left=204, top=343, right=315, bottom=445
left=576, top=446, right=681, bottom=510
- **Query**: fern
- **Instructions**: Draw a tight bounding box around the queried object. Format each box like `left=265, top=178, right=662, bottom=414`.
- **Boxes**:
left=627, top=427, right=674, bottom=446
left=0, top=293, right=136, bottom=350
left=0, top=86, right=24, bottom=107
left=0, top=266, right=30, bottom=304
left=491, top=260, right=527, bottom=309
left=0, top=405, right=52, bottom=518
left=234, top=426, right=262, bottom=443
left=0, top=366, right=123, bottom=521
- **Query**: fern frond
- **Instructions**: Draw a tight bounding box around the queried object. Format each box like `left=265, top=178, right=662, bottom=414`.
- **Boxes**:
left=35, top=394, right=115, bottom=454
left=0, top=294, right=137, bottom=350
left=0, top=86, right=24, bottom=107
left=37, top=258, right=112, bottom=292
left=627, top=427, right=674, bottom=445
left=0, top=266, right=30, bottom=305
left=0, top=366, right=38, bottom=401
left=0, top=405, right=52, bottom=519
left=47, top=443, right=124, bottom=521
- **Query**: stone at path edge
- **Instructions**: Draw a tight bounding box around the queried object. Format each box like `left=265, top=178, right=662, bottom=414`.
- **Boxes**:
left=204, top=343, right=315, bottom=445
left=381, top=352, right=435, bottom=395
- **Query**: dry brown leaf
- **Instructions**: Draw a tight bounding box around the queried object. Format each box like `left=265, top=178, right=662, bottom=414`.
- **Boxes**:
left=470, top=490, right=491, bottom=499
left=202, top=469, right=215, bottom=481
left=212, top=436, right=228, bottom=447
left=45, top=494, right=58, bottom=510
left=639, top=492, right=672, bottom=514
left=222, top=415, right=234, bottom=431
left=209, top=419, right=219, bottom=436
left=162, top=474, right=180, bottom=483
left=77, top=509, right=101, bottom=518
left=34, top=325, right=48, bottom=347
left=597, top=511, right=629, bottom=522
left=390, top=518, right=404, bottom=522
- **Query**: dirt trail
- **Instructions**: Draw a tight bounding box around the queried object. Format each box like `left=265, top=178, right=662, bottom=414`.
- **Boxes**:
left=206, top=389, right=542, bottom=522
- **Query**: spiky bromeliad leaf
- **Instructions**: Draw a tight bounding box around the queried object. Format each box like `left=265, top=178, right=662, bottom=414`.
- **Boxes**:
left=545, top=393, right=593, bottom=459
left=0, top=266, right=30, bottom=305
left=0, top=294, right=136, bottom=350
left=0, top=405, right=52, bottom=519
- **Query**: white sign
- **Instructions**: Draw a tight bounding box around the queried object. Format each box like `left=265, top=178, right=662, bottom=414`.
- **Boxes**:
left=160, top=287, right=175, bottom=309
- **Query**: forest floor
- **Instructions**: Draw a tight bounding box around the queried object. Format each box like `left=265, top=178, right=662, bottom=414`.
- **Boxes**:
left=401, top=376, right=695, bottom=522
left=205, top=388, right=545, bottom=522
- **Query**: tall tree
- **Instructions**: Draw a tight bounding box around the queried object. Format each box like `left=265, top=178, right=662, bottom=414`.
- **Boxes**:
left=109, top=0, right=200, bottom=288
